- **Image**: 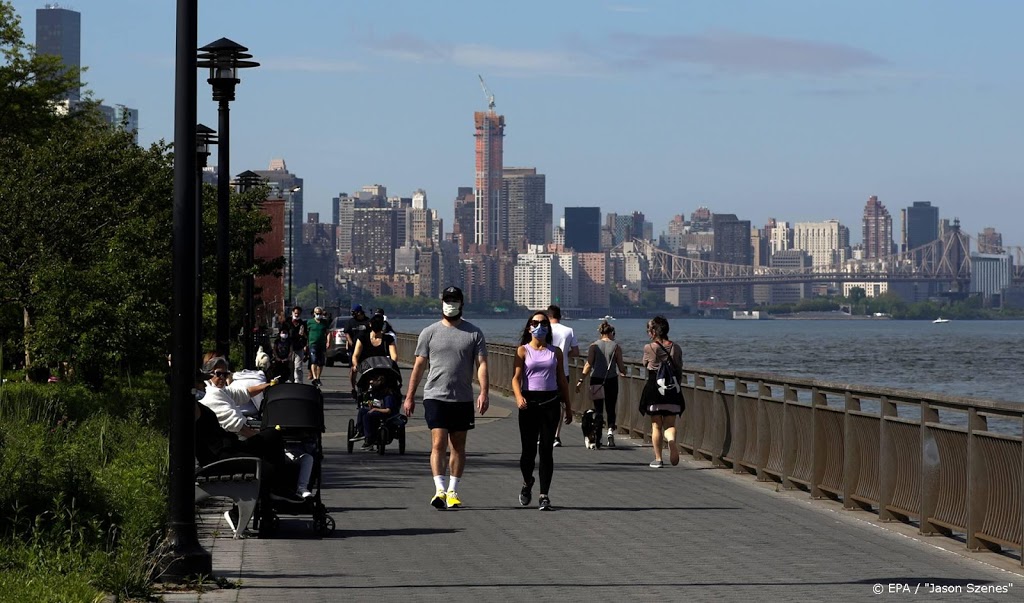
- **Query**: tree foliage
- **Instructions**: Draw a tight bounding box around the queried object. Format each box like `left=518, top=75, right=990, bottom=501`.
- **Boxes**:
left=0, top=2, right=280, bottom=383
left=0, top=1, right=83, bottom=144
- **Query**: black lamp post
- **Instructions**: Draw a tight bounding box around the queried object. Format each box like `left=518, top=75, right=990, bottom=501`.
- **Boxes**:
left=167, top=0, right=211, bottom=579
left=195, top=124, right=217, bottom=365
left=285, top=186, right=301, bottom=308
left=233, top=170, right=265, bottom=370
left=197, top=38, right=259, bottom=358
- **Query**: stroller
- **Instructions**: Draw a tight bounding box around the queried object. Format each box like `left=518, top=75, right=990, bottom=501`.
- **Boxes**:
left=347, top=356, right=407, bottom=455
left=254, top=382, right=335, bottom=536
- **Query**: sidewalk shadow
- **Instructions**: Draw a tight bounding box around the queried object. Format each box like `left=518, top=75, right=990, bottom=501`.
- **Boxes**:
left=328, top=527, right=463, bottom=539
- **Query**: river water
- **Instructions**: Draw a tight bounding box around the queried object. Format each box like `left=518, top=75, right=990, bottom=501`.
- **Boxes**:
left=393, top=316, right=1024, bottom=405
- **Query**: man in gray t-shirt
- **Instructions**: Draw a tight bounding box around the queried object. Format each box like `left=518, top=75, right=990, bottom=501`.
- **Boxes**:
left=404, top=286, right=489, bottom=510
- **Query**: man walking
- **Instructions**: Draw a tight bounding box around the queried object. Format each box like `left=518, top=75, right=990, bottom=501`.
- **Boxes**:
left=403, top=286, right=489, bottom=510
left=548, top=304, right=578, bottom=447
left=306, top=306, right=329, bottom=387
left=285, top=306, right=308, bottom=384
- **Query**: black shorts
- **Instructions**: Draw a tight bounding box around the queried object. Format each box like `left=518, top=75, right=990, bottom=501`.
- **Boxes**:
left=423, top=399, right=475, bottom=432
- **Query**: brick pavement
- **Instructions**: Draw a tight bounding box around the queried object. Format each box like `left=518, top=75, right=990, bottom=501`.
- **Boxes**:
left=161, top=364, right=1023, bottom=602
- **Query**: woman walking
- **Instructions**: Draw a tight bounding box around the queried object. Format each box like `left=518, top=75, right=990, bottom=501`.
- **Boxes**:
left=350, top=312, right=399, bottom=367
left=639, top=316, right=684, bottom=468
left=575, top=321, right=627, bottom=448
left=511, top=311, right=572, bottom=510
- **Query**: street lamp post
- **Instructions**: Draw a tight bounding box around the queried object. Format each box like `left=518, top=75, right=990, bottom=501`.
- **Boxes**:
left=233, top=170, right=265, bottom=370
left=197, top=38, right=259, bottom=359
left=167, top=0, right=211, bottom=579
left=285, top=186, right=301, bottom=308
left=195, top=124, right=217, bottom=365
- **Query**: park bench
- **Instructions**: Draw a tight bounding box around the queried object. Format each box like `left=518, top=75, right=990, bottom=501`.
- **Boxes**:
left=194, top=457, right=262, bottom=539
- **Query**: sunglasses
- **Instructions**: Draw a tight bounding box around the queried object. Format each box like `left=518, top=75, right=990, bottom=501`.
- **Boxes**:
left=529, top=319, right=550, bottom=327
left=212, top=371, right=231, bottom=378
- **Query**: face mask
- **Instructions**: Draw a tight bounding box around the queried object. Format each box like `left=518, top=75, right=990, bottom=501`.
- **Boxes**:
left=314, top=314, right=323, bottom=321
left=280, top=333, right=288, bottom=340
left=531, top=325, right=548, bottom=339
left=442, top=301, right=462, bottom=318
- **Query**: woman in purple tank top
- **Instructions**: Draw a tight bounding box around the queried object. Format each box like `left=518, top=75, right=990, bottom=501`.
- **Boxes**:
left=511, top=311, right=572, bottom=511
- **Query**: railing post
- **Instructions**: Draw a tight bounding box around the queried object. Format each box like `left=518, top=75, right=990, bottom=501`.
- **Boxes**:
left=731, top=379, right=748, bottom=473
left=878, top=395, right=897, bottom=521
left=811, top=388, right=826, bottom=499
left=782, top=385, right=797, bottom=490
left=967, top=408, right=998, bottom=551
left=919, top=401, right=944, bottom=536
left=1020, top=413, right=1024, bottom=566
left=843, top=391, right=861, bottom=510
left=755, top=381, right=770, bottom=481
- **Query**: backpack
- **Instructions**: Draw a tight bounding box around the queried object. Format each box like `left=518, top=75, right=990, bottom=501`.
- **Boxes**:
left=654, top=342, right=683, bottom=400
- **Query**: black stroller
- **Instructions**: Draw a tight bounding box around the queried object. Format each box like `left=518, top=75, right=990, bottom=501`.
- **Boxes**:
left=347, top=356, right=407, bottom=455
left=254, top=382, right=335, bottom=536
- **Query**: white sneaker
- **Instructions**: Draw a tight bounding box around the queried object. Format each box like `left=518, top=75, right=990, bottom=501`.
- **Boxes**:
left=607, top=434, right=615, bottom=448
left=584, top=436, right=591, bottom=449
left=649, top=460, right=664, bottom=468
left=298, top=489, right=313, bottom=499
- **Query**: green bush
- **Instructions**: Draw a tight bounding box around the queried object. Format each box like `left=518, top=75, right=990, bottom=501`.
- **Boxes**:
left=0, top=376, right=169, bottom=601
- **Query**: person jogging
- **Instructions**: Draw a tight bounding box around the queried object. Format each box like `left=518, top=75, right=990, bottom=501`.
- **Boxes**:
left=403, top=286, right=489, bottom=510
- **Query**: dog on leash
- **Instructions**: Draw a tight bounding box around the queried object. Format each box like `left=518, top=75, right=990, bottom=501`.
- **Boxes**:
left=581, top=409, right=605, bottom=450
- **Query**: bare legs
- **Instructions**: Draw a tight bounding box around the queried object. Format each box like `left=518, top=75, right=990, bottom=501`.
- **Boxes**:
left=651, top=415, right=679, bottom=465
left=430, top=428, right=467, bottom=478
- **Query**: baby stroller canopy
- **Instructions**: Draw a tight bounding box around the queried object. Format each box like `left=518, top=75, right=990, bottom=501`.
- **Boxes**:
left=356, top=356, right=403, bottom=390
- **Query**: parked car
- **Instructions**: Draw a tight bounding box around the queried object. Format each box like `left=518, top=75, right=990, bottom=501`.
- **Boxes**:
left=325, top=316, right=349, bottom=366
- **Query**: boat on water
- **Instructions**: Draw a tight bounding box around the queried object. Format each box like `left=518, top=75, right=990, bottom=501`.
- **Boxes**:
left=599, top=315, right=616, bottom=322
left=933, top=317, right=950, bottom=324
left=732, top=310, right=771, bottom=320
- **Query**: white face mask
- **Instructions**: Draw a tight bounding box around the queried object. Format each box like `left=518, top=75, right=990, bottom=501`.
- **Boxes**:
left=442, top=301, right=462, bottom=318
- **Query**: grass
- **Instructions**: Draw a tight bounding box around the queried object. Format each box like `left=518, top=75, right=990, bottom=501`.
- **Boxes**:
left=0, top=373, right=170, bottom=602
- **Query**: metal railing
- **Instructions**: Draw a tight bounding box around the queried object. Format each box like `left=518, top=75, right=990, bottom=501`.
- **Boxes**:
left=396, top=331, right=1023, bottom=563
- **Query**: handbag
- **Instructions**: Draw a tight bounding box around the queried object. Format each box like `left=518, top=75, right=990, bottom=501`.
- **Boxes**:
left=588, top=382, right=605, bottom=401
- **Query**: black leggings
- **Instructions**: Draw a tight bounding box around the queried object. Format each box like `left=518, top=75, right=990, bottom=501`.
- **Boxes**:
left=591, top=377, right=618, bottom=429
left=518, top=391, right=562, bottom=495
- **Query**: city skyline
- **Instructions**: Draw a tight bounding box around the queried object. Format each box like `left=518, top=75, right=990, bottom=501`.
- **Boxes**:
left=8, top=1, right=1022, bottom=246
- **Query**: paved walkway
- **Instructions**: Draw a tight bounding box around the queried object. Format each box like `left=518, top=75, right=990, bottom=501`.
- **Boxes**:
left=162, top=364, right=1022, bottom=602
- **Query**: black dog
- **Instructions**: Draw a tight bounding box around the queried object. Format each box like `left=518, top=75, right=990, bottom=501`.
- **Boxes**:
left=581, top=409, right=604, bottom=450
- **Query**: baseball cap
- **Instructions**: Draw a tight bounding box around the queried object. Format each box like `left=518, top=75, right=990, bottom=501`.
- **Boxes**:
left=442, top=286, right=464, bottom=302
left=351, top=304, right=364, bottom=314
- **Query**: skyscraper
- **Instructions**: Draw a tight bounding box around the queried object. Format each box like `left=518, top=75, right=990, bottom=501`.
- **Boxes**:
left=474, top=111, right=505, bottom=248
left=862, top=195, right=893, bottom=259
left=712, top=213, right=753, bottom=304
left=903, top=201, right=939, bottom=251
left=503, top=167, right=546, bottom=249
left=452, top=187, right=475, bottom=250
left=36, top=4, right=80, bottom=101
left=563, top=207, right=601, bottom=253
left=793, top=220, right=850, bottom=269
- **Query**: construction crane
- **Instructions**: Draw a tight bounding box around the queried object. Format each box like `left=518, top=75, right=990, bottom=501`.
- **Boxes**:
left=478, top=74, right=495, bottom=112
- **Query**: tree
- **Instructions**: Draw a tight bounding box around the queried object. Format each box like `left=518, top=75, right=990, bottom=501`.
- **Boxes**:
left=0, top=116, right=175, bottom=382
left=0, top=1, right=84, bottom=144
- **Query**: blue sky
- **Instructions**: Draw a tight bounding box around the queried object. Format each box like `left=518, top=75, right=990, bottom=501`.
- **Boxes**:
left=10, top=1, right=1023, bottom=247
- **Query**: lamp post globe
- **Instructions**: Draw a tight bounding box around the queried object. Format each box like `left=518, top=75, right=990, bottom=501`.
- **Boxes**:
left=197, top=38, right=259, bottom=359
